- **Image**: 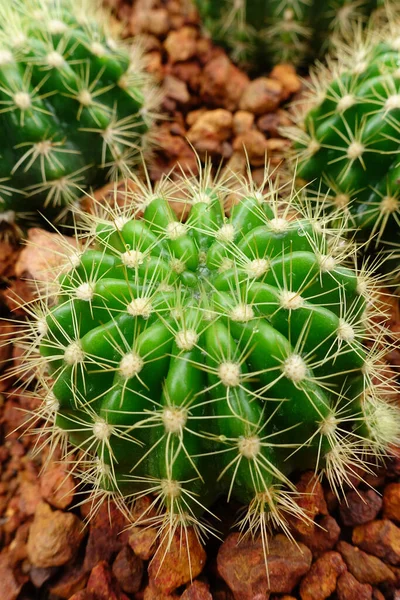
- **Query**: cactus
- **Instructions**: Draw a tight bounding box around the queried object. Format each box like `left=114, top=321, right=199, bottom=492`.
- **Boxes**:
left=0, top=0, right=156, bottom=231
left=194, top=0, right=380, bottom=70
left=18, top=167, right=399, bottom=558
left=285, top=13, right=400, bottom=273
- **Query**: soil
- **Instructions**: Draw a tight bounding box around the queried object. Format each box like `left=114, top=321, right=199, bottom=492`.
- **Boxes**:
left=0, top=1, right=399, bottom=600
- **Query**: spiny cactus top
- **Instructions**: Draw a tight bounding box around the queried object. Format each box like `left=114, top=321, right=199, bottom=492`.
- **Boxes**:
left=194, top=0, right=380, bottom=70
left=21, top=168, right=399, bottom=552
left=0, top=0, right=156, bottom=229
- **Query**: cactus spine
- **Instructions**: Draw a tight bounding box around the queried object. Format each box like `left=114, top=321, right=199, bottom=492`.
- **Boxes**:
left=194, top=0, right=380, bottom=69
left=16, top=166, right=399, bottom=559
left=0, top=0, right=156, bottom=230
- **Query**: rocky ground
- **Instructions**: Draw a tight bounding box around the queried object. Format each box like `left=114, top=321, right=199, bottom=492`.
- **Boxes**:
left=0, top=0, right=399, bottom=599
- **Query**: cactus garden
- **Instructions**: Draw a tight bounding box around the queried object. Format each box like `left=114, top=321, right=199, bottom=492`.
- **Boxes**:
left=0, top=1, right=398, bottom=599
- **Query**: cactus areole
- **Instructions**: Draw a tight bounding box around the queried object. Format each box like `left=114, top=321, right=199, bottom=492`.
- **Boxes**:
left=27, top=170, right=399, bottom=545
left=0, top=0, right=155, bottom=227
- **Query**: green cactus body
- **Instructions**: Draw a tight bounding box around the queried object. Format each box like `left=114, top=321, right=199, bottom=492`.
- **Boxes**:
left=23, top=168, right=400, bottom=547
left=194, top=0, right=380, bottom=69
left=0, top=0, right=155, bottom=228
left=286, top=19, right=400, bottom=277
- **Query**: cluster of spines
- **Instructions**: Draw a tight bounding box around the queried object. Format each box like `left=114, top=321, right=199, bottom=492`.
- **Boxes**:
left=0, top=0, right=157, bottom=229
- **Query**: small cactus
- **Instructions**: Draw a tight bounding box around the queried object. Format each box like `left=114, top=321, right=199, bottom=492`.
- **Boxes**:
left=17, top=166, right=399, bottom=558
left=0, top=0, right=157, bottom=231
left=285, top=12, right=400, bottom=273
left=194, top=0, right=380, bottom=70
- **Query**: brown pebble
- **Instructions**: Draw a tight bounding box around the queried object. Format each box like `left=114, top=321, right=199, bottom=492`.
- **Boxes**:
left=372, top=589, right=386, bottom=600
left=86, top=561, right=129, bottom=600
left=148, top=527, right=206, bottom=594
left=218, top=532, right=312, bottom=600
left=270, top=64, right=301, bottom=99
left=353, top=519, right=400, bottom=566
left=181, top=580, right=213, bottom=599
left=336, top=571, right=372, bottom=600
left=337, top=540, right=396, bottom=585
left=187, top=109, right=233, bottom=155
left=200, top=54, right=249, bottom=112
left=383, top=483, right=400, bottom=523
left=164, top=27, right=197, bottom=63
left=298, top=515, right=341, bottom=558
left=233, top=111, right=254, bottom=135
left=27, top=502, right=85, bottom=568
left=233, top=130, right=269, bottom=166
left=299, top=551, right=347, bottom=600
left=112, top=546, right=143, bottom=594
left=129, top=527, right=158, bottom=560
left=239, top=77, right=283, bottom=115
left=40, top=462, right=75, bottom=510
left=143, top=582, right=180, bottom=599
left=163, top=75, right=190, bottom=105
left=339, top=490, right=382, bottom=527
left=257, top=109, right=291, bottom=138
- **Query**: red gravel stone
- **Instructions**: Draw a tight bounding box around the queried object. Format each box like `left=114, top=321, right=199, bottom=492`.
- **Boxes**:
left=339, top=490, right=382, bottom=527
left=299, top=551, right=347, bottom=600
left=383, top=483, right=400, bottom=523
left=352, top=520, right=400, bottom=566
left=337, top=540, right=396, bottom=585
left=336, top=571, right=372, bottom=600
left=112, top=546, right=143, bottom=594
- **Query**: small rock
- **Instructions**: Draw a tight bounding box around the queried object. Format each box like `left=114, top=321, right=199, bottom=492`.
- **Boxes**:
left=148, top=527, right=206, bottom=594
left=163, top=75, right=190, bottom=105
left=372, top=589, right=386, bottom=600
left=83, top=501, right=130, bottom=571
left=383, top=483, right=400, bottom=523
left=257, top=109, right=292, bottom=138
left=353, top=519, right=400, bottom=566
left=200, top=54, right=249, bottom=112
left=112, top=546, right=143, bottom=594
left=233, top=111, right=254, bottom=135
left=144, top=8, right=170, bottom=36
left=164, top=27, right=197, bottom=63
left=87, top=561, right=129, bottom=600
left=0, top=553, right=28, bottom=600
left=336, top=571, right=372, bottom=600
left=49, top=561, right=89, bottom=599
left=187, top=109, right=233, bottom=155
left=337, top=540, right=396, bottom=585
left=143, top=582, right=180, bottom=599
left=288, top=472, right=328, bottom=539
left=339, top=490, right=382, bottom=527
left=270, top=64, right=301, bottom=100
left=239, top=77, right=283, bottom=115
left=218, top=532, right=312, bottom=600
left=129, top=527, right=158, bottom=560
left=181, top=580, right=213, bottom=599
left=298, top=515, right=341, bottom=557
left=40, top=462, right=75, bottom=510
left=27, top=502, right=85, bottom=568
left=299, top=551, right=347, bottom=600
left=233, top=130, right=268, bottom=166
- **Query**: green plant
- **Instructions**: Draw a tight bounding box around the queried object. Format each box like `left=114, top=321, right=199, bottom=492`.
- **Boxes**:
left=18, top=167, right=399, bottom=556
left=0, top=0, right=157, bottom=231
left=194, top=0, right=380, bottom=70
left=285, top=14, right=400, bottom=269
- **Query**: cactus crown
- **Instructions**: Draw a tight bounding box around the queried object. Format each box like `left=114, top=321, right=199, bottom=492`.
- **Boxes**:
left=194, top=0, right=380, bottom=69
left=0, top=0, right=157, bottom=230
left=285, top=11, right=400, bottom=270
left=15, top=165, right=399, bottom=558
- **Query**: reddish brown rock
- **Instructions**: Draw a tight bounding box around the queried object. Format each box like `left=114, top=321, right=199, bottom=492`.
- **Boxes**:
left=83, top=501, right=130, bottom=571
left=288, top=472, right=328, bottom=538
left=257, top=109, right=291, bottom=138
left=163, top=75, right=190, bottom=105
left=164, top=27, right=197, bottom=63
left=233, top=130, right=269, bottom=166
left=372, top=589, right=386, bottom=600
left=27, top=502, right=85, bottom=568
left=68, top=591, right=90, bottom=600
left=86, top=561, right=129, bottom=600
left=112, top=546, right=143, bottom=594
left=336, top=572, right=372, bottom=600
left=383, top=483, right=400, bottom=523
left=353, top=520, right=400, bottom=565
left=339, top=490, right=382, bottom=527
left=200, top=54, right=249, bottom=111
left=0, top=553, right=28, bottom=600
left=129, top=527, right=158, bottom=560
left=299, top=551, right=347, bottom=600
left=49, top=561, right=89, bottom=599
left=298, top=515, right=341, bottom=557
left=337, top=540, right=396, bottom=585
left=181, top=580, right=213, bottom=599
left=187, top=109, right=233, bottom=155
left=40, top=462, right=75, bottom=510
left=239, top=77, right=283, bottom=115
left=218, top=532, right=312, bottom=600
left=143, top=583, right=180, bottom=600
left=270, top=64, right=301, bottom=99
left=233, top=111, right=254, bottom=135
left=148, top=527, right=206, bottom=594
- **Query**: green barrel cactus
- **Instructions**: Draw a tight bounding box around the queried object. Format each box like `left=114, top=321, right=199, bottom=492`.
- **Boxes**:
left=285, top=15, right=400, bottom=276
left=22, top=168, right=400, bottom=553
left=0, top=0, right=156, bottom=230
left=194, top=0, right=380, bottom=70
